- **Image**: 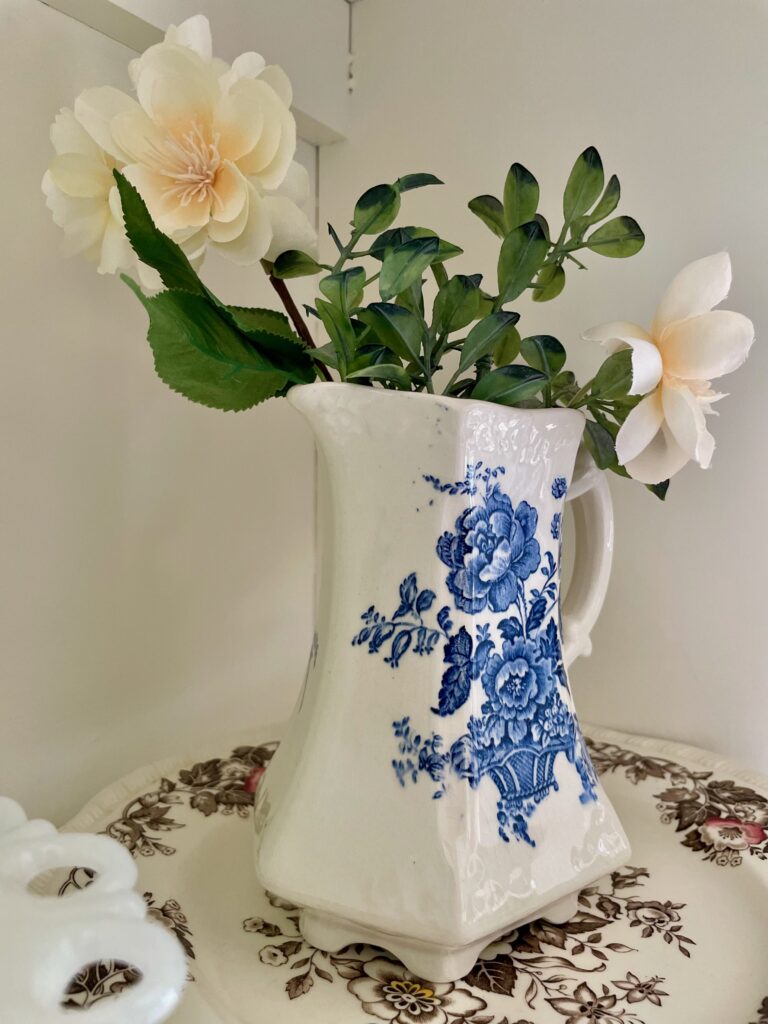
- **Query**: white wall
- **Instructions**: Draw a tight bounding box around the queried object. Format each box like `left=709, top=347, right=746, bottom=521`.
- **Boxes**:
left=0, top=0, right=319, bottom=823
left=320, top=0, right=768, bottom=771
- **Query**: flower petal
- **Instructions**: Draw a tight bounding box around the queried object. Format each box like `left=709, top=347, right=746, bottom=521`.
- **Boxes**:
left=259, top=64, right=293, bottom=106
left=133, top=45, right=218, bottom=131
left=123, top=163, right=211, bottom=234
left=660, top=309, right=754, bottom=381
left=272, top=160, right=310, bottom=206
left=581, top=321, right=662, bottom=396
left=211, top=183, right=272, bottom=264
left=212, top=162, right=249, bottom=225
left=232, top=79, right=296, bottom=189
left=164, top=15, right=212, bottom=59
left=42, top=172, right=108, bottom=255
left=581, top=320, right=652, bottom=346
left=74, top=86, right=140, bottom=162
left=662, top=380, right=715, bottom=467
left=615, top=391, right=664, bottom=465
left=110, top=106, right=166, bottom=164
left=50, top=107, right=103, bottom=159
left=47, top=153, right=111, bottom=198
left=262, top=195, right=317, bottom=261
left=652, top=252, right=732, bottom=336
left=219, top=52, right=267, bottom=95
left=623, top=421, right=690, bottom=484
left=215, top=90, right=266, bottom=163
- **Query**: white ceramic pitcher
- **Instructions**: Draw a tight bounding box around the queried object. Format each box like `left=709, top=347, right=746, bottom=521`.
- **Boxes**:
left=254, top=383, right=630, bottom=982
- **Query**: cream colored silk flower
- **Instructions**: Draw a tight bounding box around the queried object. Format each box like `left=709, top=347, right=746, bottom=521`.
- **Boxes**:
left=68, top=15, right=314, bottom=267
left=582, top=253, right=754, bottom=484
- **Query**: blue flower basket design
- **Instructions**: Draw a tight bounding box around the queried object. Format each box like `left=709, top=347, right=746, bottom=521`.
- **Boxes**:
left=351, top=463, right=597, bottom=846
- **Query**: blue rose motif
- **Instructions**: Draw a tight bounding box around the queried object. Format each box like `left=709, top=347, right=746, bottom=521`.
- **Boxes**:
left=437, top=486, right=541, bottom=614
left=550, top=513, right=561, bottom=540
left=552, top=477, right=568, bottom=499
left=481, top=638, right=556, bottom=742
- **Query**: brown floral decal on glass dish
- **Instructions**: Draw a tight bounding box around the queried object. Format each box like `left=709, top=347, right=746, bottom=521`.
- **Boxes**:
left=586, top=739, right=768, bottom=866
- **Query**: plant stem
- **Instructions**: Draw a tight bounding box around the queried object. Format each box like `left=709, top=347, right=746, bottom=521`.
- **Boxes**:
left=567, top=378, right=595, bottom=409
left=262, top=262, right=332, bottom=382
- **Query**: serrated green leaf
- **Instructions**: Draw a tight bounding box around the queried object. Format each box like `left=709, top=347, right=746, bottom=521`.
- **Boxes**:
left=114, top=171, right=204, bottom=295
left=532, top=263, right=566, bottom=303
left=563, top=146, right=604, bottom=223
left=591, top=349, right=634, bottom=398
left=395, top=173, right=443, bottom=192
left=347, top=363, right=412, bottom=388
left=272, top=250, right=325, bottom=279
left=319, top=267, right=366, bottom=311
left=468, top=195, right=506, bottom=238
left=223, top=305, right=314, bottom=382
left=497, top=220, right=549, bottom=304
left=122, top=278, right=288, bottom=411
left=379, top=236, right=439, bottom=301
left=520, top=335, right=566, bottom=376
left=586, top=216, right=645, bottom=258
left=503, top=163, right=539, bottom=231
left=432, top=275, right=481, bottom=335
left=353, top=183, right=401, bottom=235
left=492, top=324, right=521, bottom=366
left=357, top=302, right=424, bottom=366
left=471, top=364, right=548, bottom=405
left=459, top=312, right=520, bottom=375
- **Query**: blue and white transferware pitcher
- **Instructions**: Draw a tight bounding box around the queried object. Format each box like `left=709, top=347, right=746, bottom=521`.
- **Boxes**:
left=254, top=383, right=630, bottom=983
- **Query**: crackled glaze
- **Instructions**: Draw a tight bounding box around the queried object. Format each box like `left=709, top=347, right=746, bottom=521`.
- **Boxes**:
left=253, top=384, right=628, bottom=982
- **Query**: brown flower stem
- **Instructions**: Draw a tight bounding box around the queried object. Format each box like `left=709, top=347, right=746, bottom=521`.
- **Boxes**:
left=261, top=261, right=332, bottom=382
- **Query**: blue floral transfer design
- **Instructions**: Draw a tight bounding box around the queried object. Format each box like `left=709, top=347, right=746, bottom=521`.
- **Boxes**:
left=351, top=465, right=597, bottom=846
left=552, top=476, right=568, bottom=499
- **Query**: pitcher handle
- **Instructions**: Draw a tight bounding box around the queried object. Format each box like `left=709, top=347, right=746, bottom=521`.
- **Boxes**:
left=561, top=453, right=614, bottom=668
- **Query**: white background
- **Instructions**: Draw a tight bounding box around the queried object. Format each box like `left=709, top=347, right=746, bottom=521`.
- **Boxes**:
left=1, top=0, right=766, bottom=824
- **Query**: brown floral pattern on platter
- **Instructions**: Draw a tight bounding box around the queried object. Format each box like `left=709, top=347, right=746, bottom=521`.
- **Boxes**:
left=243, top=867, right=693, bottom=1022
left=102, top=743, right=278, bottom=857
left=586, top=739, right=768, bottom=866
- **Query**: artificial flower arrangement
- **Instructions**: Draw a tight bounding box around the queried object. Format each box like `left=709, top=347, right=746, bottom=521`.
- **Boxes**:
left=43, top=15, right=754, bottom=493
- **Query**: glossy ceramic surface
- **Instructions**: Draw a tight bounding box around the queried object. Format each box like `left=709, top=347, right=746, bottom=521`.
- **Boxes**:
left=0, top=796, right=186, bottom=1023
left=253, top=384, right=628, bottom=981
left=57, top=726, right=768, bottom=1024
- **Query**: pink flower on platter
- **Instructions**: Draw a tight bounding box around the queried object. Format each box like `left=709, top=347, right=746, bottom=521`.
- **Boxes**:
left=244, top=765, right=266, bottom=794
left=699, top=817, right=767, bottom=851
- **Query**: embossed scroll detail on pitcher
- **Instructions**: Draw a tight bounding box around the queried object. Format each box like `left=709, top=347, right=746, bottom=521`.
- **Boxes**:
left=351, top=462, right=598, bottom=845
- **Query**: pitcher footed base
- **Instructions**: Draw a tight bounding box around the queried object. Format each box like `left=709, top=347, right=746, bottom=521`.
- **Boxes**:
left=299, top=890, right=582, bottom=984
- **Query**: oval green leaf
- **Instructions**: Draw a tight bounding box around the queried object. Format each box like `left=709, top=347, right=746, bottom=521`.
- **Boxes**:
left=471, top=364, right=548, bottom=405
left=532, top=263, right=566, bottom=303
left=347, top=363, right=412, bottom=389
left=272, top=249, right=325, bottom=279
left=432, top=275, right=481, bottom=335
left=379, top=235, right=439, bottom=301
left=468, top=194, right=506, bottom=238
left=503, top=163, right=539, bottom=231
left=520, top=335, right=566, bottom=376
left=459, top=311, right=521, bottom=374
left=353, top=183, right=401, bottom=235
left=497, top=220, right=549, bottom=304
left=586, top=216, right=645, bottom=258
left=563, top=146, right=604, bottom=223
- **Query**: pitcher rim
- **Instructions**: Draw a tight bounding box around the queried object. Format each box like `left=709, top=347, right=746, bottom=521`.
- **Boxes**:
left=288, top=381, right=585, bottom=427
